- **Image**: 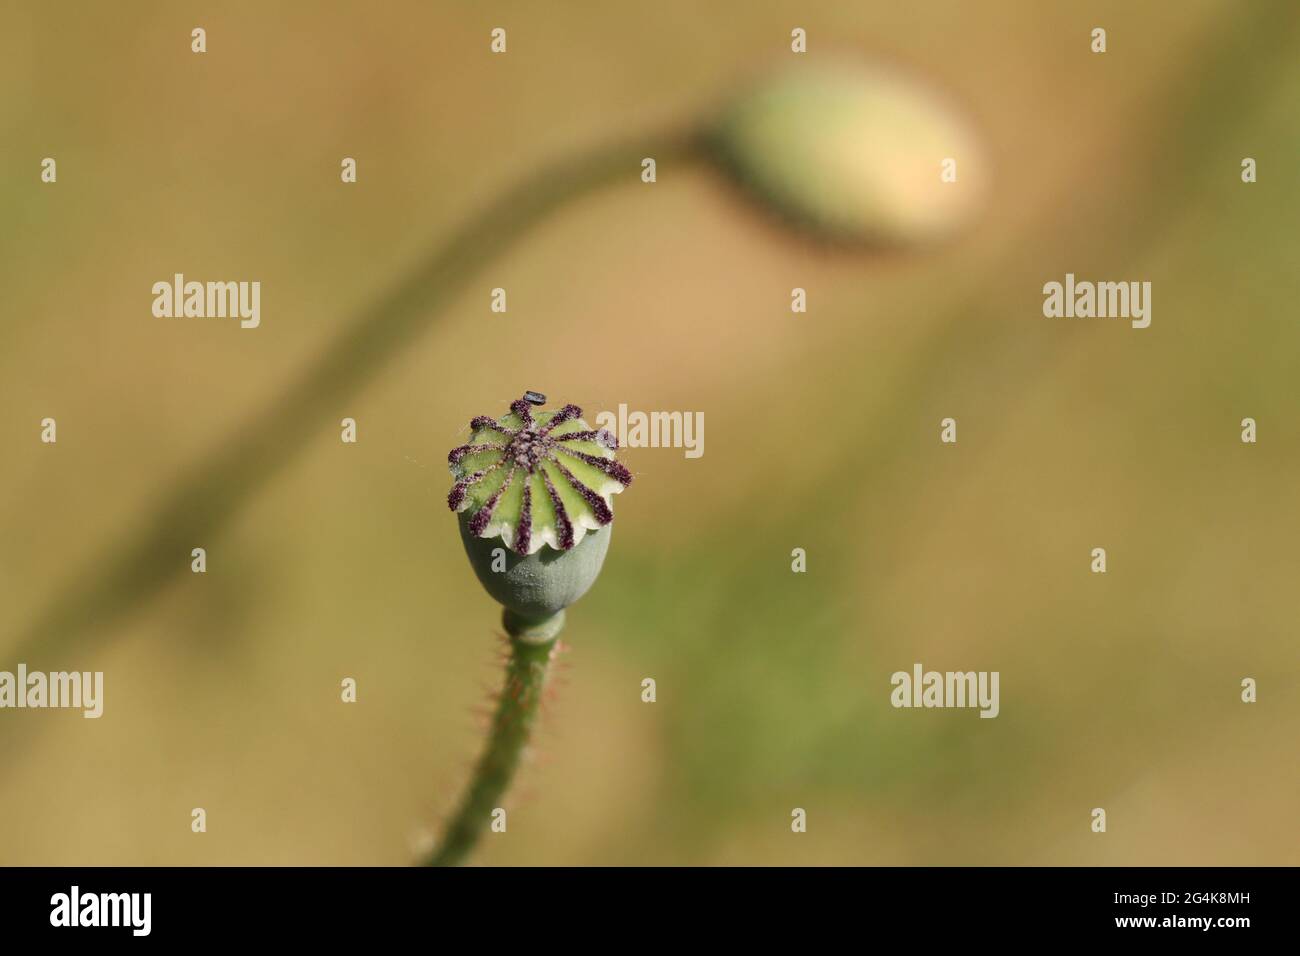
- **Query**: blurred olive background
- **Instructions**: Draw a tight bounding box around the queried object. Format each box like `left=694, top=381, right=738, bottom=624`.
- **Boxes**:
left=1, top=0, right=1297, bottom=865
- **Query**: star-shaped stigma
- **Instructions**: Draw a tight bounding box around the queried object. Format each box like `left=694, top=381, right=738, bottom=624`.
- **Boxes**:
left=448, top=393, right=632, bottom=556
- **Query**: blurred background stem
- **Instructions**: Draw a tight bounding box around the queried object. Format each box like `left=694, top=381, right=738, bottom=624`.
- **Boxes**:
left=7, top=129, right=701, bottom=668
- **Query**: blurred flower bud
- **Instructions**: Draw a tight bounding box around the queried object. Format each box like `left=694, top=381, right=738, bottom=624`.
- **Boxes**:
left=707, top=60, right=986, bottom=245
left=448, top=392, right=631, bottom=619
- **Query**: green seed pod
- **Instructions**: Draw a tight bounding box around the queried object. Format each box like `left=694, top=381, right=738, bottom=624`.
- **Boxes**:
left=706, top=60, right=985, bottom=245
left=448, top=392, right=631, bottom=623
left=457, top=515, right=610, bottom=624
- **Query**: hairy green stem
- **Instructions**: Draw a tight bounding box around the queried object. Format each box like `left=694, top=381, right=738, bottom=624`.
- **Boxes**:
left=426, top=609, right=565, bottom=867
left=6, top=129, right=702, bottom=671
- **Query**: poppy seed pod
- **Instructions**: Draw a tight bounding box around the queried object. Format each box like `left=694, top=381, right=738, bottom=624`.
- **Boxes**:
left=706, top=60, right=986, bottom=245
left=448, top=392, right=631, bottom=627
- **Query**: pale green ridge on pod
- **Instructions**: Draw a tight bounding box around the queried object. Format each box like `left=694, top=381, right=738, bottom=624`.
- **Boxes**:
left=707, top=61, right=986, bottom=245
left=458, top=513, right=611, bottom=618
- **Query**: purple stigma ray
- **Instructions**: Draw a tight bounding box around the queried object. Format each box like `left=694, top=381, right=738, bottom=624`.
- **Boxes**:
left=447, top=457, right=509, bottom=511
left=469, top=415, right=516, bottom=437
left=551, top=460, right=614, bottom=525
left=554, top=429, right=619, bottom=451
left=514, top=481, right=533, bottom=555
left=541, top=471, right=575, bottom=549
left=539, top=404, right=583, bottom=435
left=446, top=474, right=478, bottom=511
left=468, top=465, right=516, bottom=536
left=448, top=442, right=506, bottom=465
left=509, top=398, right=535, bottom=429
left=553, top=445, right=633, bottom=486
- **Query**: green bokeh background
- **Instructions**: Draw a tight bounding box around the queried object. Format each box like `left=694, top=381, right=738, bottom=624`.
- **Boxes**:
left=1, top=0, right=1296, bottom=864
